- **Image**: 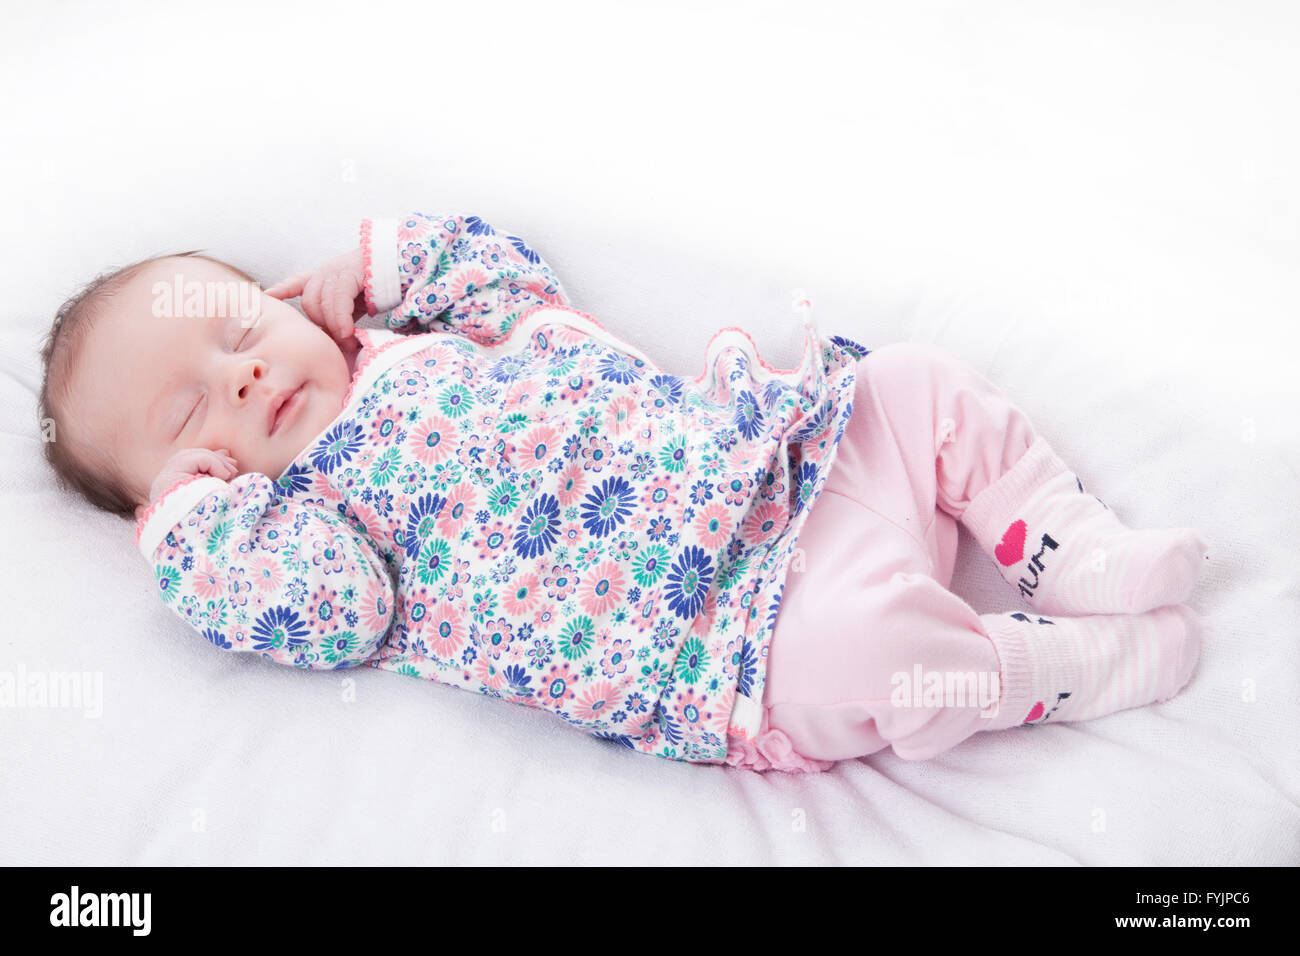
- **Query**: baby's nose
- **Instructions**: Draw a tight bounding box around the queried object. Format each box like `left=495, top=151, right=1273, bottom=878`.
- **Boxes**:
left=232, top=359, right=268, bottom=403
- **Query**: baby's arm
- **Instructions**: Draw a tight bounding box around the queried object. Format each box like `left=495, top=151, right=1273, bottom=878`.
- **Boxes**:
left=135, top=457, right=397, bottom=670
left=361, top=213, right=571, bottom=344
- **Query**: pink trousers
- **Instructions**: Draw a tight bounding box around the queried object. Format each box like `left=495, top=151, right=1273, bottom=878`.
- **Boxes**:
left=727, top=340, right=1043, bottom=772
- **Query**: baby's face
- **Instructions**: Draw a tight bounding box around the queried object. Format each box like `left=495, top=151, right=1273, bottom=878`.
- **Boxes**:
left=72, top=257, right=355, bottom=507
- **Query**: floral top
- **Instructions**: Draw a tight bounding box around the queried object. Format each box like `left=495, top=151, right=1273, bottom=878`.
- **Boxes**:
left=135, top=212, right=868, bottom=766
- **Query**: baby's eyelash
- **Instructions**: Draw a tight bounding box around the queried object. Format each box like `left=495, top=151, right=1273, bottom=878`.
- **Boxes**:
left=177, top=394, right=203, bottom=437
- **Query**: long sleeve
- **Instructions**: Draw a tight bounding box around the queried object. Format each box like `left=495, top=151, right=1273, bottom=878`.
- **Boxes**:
left=359, top=212, right=571, bottom=345
left=134, top=472, right=397, bottom=669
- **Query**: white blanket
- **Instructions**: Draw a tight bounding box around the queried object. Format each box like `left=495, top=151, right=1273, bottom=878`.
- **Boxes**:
left=2, top=0, right=1296, bottom=865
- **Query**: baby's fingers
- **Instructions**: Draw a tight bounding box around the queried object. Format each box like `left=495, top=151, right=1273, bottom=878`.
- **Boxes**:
left=264, top=271, right=312, bottom=300
left=324, top=272, right=358, bottom=341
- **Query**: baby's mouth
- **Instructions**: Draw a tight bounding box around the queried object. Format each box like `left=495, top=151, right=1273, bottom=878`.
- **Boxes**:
left=268, top=384, right=305, bottom=436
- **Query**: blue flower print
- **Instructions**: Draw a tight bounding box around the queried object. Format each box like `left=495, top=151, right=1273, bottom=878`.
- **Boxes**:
left=403, top=492, right=447, bottom=561
left=311, top=420, right=365, bottom=475
left=580, top=476, right=636, bottom=538
left=597, top=351, right=645, bottom=384
left=664, top=545, right=714, bottom=620
left=513, top=493, right=561, bottom=558
left=734, top=391, right=764, bottom=441
left=250, top=606, right=312, bottom=653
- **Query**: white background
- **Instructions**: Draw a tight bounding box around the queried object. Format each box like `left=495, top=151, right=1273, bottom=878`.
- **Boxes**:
left=1, top=0, right=1296, bottom=866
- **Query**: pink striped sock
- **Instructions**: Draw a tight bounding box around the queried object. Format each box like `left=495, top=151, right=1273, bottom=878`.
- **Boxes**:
left=961, top=436, right=1209, bottom=616
left=979, top=604, right=1202, bottom=730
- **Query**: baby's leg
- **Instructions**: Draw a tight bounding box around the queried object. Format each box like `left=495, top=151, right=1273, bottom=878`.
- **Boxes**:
left=854, top=341, right=1208, bottom=616
left=763, top=533, right=1202, bottom=762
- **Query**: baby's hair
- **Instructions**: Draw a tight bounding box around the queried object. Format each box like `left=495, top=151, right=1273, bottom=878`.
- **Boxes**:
left=38, top=250, right=259, bottom=519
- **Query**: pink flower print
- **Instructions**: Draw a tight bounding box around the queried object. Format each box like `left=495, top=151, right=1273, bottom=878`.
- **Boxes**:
left=227, top=570, right=253, bottom=608
left=356, top=448, right=375, bottom=469
left=443, top=558, right=472, bottom=602
left=758, top=468, right=787, bottom=502
left=250, top=555, right=283, bottom=594
left=718, top=472, right=754, bottom=506
left=551, top=324, right=589, bottom=347
left=399, top=240, right=426, bottom=272
left=634, top=590, right=660, bottom=635
left=449, top=267, right=491, bottom=303
left=579, top=560, right=626, bottom=617
left=310, top=473, right=340, bottom=501
left=672, top=687, right=715, bottom=738
left=558, top=372, right=594, bottom=405
left=426, top=603, right=467, bottom=660
left=307, top=585, right=340, bottom=636
left=722, top=636, right=745, bottom=681
left=479, top=241, right=510, bottom=271
left=543, top=563, right=580, bottom=602
left=629, top=511, right=648, bottom=532
left=507, top=424, right=558, bottom=470
left=437, top=484, right=478, bottom=539
left=709, top=687, right=736, bottom=736
left=456, top=434, right=501, bottom=472
left=727, top=444, right=759, bottom=471
left=556, top=462, right=588, bottom=507
left=503, top=572, right=541, bottom=617
left=394, top=368, right=427, bottom=397
left=573, top=680, right=623, bottom=723
left=533, top=601, right=558, bottom=630
left=359, top=579, right=392, bottom=635
left=601, top=638, right=635, bottom=678
left=344, top=501, right=383, bottom=541
left=397, top=218, right=430, bottom=242
left=580, top=436, right=614, bottom=473
left=504, top=379, right=538, bottom=411
left=472, top=653, right=508, bottom=692
left=694, top=503, right=733, bottom=550
left=409, top=415, right=459, bottom=466
left=742, top=503, right=786, bottom=545
left=412, top=284, right=451, bottom=321
left=641, top=475, right=680, bottom=514
left=370, top=405, right=404, bottom=446
left=476, top=617, right=516, bottom=662
left=607, top=395, right=639, bottom=436
left=557, top=520, right=583, bottom=549
left=536, top=661, right=579, bottom=711
left=310, top=535, right=348, bottom=574
left=191, top=557, right=223, bottom=601
left=474, top=520, right=512, bottom=562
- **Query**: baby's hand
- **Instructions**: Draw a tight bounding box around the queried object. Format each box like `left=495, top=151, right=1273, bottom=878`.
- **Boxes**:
left=136, top=448, right=239, bottom=521
left=264, top=247, right=367, bottom=343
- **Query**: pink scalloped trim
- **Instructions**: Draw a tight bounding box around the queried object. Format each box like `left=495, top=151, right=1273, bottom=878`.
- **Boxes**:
left=690, top=324, right=816, bottom=383
left=339, top=327, right=424, bottom=409
left=359, top=217, right=377, bottom=316
left=133, top=472, right=209, bottom=547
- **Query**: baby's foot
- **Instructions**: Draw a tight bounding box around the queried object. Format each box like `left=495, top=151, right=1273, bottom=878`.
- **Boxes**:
left=981, top=603, right=1202, bottom=729
left=961, top=436, right=1209, bottom=615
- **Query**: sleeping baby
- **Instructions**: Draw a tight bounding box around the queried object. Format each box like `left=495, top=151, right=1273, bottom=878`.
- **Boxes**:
left=37, top=212, right=1210, bottom=771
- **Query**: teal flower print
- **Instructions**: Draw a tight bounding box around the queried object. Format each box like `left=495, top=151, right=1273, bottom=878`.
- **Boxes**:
left=558, top=616, right=596, bottom=660
left=369, top=447, right=401, bottom=486
left=416, top=537, right=451, bottom=585
left=632, top=544, right=670, bottom=588
left=439, top=383, right=473, bottom=418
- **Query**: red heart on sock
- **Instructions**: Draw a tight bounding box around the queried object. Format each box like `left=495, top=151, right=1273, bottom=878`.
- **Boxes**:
left=994, top=519, right=1027, bottom=566
left=1024, top=701, right=1044, bottom=722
